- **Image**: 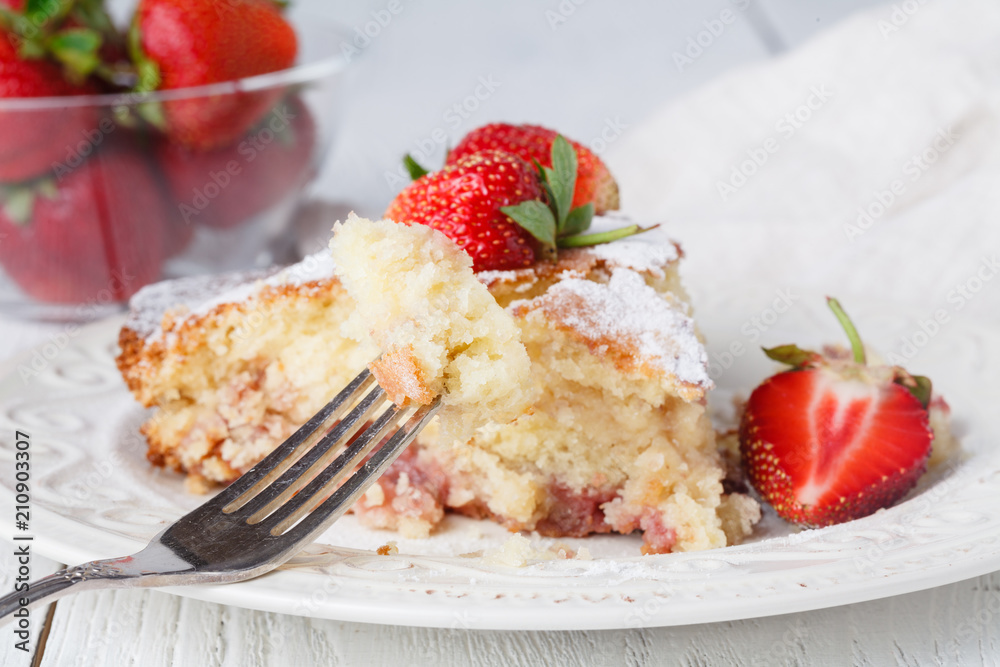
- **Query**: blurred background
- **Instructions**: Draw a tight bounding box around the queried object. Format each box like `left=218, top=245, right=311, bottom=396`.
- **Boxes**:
left=296, top=0, right=882, bottom=216
left=5, top=0, right=996, bottom=324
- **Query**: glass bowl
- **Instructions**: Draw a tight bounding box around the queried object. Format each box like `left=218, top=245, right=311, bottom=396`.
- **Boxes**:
left=0, top=11, right=350, bottom=322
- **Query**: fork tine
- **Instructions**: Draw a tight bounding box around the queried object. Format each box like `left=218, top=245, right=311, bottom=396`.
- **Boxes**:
left=255, top=399, right=416, bottom=531
left=237, top=385, right=389, bottom=522
left=207, top=368, right=375, bottom=512
left=269, top=399, right=442, bottom=540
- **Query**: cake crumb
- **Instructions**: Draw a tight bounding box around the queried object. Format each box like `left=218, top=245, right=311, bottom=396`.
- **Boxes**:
left=184, top=474, right=211, bottom=495
left=480, top=535, right=586, bottom=566
left=482, top=534, right=544, bottom=568
left=363, top=483, right=385, bottom=507
left=376, top=541, right=398, bottom=556
left=928, top=396, right=959, bottom=467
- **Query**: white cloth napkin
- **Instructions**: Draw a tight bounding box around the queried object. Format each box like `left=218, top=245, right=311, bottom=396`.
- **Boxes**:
left=608, top=0, right=1000, bottom=325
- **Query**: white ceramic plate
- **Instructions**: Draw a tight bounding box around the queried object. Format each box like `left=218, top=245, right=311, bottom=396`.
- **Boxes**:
left=0, top=275, right=998, bottom=630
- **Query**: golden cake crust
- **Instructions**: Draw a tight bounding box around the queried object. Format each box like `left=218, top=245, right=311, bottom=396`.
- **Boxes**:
left=369, top=346, right=436, bottom=406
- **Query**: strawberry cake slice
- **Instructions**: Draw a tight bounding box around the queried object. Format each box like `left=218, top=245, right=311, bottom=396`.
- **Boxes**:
left=117, top=215, right=760, bottom=553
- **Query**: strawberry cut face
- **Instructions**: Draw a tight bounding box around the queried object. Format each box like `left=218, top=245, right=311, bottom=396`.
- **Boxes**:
left=740, top=368, right=933, bottom=526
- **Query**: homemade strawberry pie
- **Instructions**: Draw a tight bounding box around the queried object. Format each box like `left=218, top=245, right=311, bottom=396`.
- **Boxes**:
left=117, top=123, right=762, bottom=554
left=117, top=214, right=760, bottom=553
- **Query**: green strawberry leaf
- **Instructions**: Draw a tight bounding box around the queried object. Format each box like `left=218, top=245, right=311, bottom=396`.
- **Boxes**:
left=557, top=223, right=654, bottom=249
left=135, top=59, right=161, bottom=92
left=71, top=0, right=119, bottom=38
left=762, top=344, right=820, bottom=369
left=909, top=374, right=933, bottom=409
left=36, top=177, right=59, bottom=200
left=136, top=100, right=167, bottom=130
left=549, top=135, right=576, bottom=229
left=1, top=186, right=37, bottom=227
left=502, top=200, right=557, bottom=248
left=0, top=8, right=19, bottom=35
left=403, top=154, right=429, bottom=180
left=560, top=203, right=593, bottom=237
left=71, top=0, right=130, bottom=85
left=25, top=0, right=73, bottom=29
left=530, top=157, right=547, bottom=182
left=129, top=18, right=161, bottom=93
left=15, top=37, right=46, bottom=60
left=47, top=27, right=102, bottom=82
left=126, top=19, right=167, bottom=129
left=538, top=176, right=556, bottom=212
left=894, top=370, right=932, bottom=409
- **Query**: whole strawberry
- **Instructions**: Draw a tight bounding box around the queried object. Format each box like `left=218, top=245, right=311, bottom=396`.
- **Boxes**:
left=395, top=137, right=648, bottom=271
left=447, top=123, right=620, bottom=215
left=0, top=137, right=169, bottom=303
left=740, top=298, right=934, bottom=527
left=131, top=0, right=297, bottom=151
left=385, top=150, right=542, bottom=271
left=0, top=33, right=99, bottom=182
left=157, top=96, right=316, bottom=229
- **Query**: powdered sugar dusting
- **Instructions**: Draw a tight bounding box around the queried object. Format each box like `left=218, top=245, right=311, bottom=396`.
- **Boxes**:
left=125, top=269, right=277, bottom=340
left=195, top=250, right=336, bottom=315
left=546, top=267, right=711, bottom=390
left=126, top=217, right=680, bottom=345
left=588, top=214, right=680, bottom=275
left=269, top=249, right=336, bottom=287
left=477, top=216, right=679, bottom=284
left=586, top=240, right=679, bottom=277
left=127, top=250, right=337, bottom=343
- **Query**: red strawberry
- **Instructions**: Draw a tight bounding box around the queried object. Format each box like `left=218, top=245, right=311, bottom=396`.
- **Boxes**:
left=131, top=0, right=298, bottom=151
left=385, top=150, right=542, bottom=271
left=447, top=123, right=620, bottom=215
left=0, top=136, right=169, bottom=303
left=0, top=32, right=100, bottom=182
left=739, top=298, right=934, bottom=527
left=156, top=96, right=315, bottom=230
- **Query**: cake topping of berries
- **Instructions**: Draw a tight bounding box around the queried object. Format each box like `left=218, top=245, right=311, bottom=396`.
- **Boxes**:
left=392, top=126, right=649, bottom=272
left=385, top=150, right=542, bottom=272
left=739, top=298, right=934, bottom=527
left=447, top=122, right=620, bottom=215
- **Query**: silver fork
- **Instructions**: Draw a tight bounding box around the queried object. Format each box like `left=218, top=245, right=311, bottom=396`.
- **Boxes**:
left=0, top=368, right=439, bottom=620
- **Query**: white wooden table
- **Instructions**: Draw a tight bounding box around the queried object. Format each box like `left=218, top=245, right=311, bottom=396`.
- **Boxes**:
left=5, top=1, right=1000, bottom=664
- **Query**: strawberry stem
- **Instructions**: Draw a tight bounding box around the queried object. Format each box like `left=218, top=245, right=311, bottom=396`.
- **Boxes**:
left=558, top=223, right=655, bottom=248
left=827, top=297, right=866, bottom=365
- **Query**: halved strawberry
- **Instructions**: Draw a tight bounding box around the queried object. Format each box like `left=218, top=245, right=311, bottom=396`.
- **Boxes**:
left=446, top=123, right=620, bottom=214
left=385, top=150, right=541, bottom=271
left=739, top=298, right=934, bottom=527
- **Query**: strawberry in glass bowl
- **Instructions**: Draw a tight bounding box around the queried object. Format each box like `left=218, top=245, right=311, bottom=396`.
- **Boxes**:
left=0, top=0, right=350, bottom=320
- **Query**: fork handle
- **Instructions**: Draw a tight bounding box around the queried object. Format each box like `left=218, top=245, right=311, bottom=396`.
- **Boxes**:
left=0, top=559, right=135, bottom=621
